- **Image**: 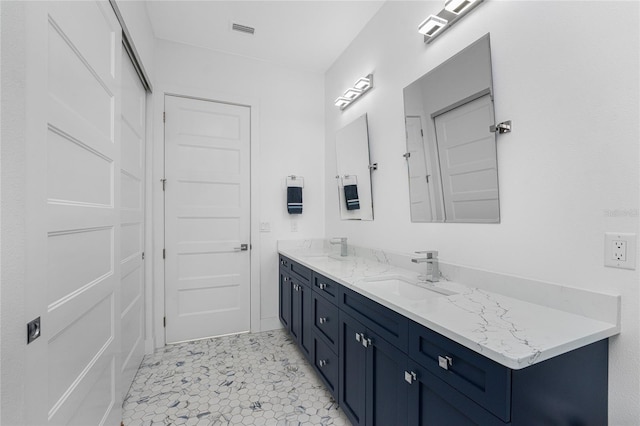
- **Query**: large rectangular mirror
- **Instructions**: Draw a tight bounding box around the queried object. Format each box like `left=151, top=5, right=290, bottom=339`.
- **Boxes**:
left=335, top=114, right=374, bottom=220
left=403, top=34, right=500, bottom=223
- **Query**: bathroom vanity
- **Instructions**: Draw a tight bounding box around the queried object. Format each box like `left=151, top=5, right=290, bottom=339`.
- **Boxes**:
left=278, top=241, right=619, bottom=426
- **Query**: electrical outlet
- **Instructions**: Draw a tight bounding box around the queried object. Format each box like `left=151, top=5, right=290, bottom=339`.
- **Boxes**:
left=605, top=233, right=636, bottom=270
left=291, top=220, right=298, bottom=232
left=612, top=240, right=626, bottom=261
left=259, top=222, right=271, bottom=232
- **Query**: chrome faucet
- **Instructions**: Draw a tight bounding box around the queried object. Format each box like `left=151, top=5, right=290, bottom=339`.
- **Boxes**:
left=411, top=251, right=439, bottom=282
left=330, top=237, right=348, bottom=257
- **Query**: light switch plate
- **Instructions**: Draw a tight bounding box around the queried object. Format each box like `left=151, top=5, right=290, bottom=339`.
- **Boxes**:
left=259, top=222, right=271, bottom=232
left=604, top=233, right=636, bottom=270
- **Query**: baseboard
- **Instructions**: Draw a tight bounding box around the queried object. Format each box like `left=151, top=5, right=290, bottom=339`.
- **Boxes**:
left=260, top=317, right=283, bottom=332
left=144, top=338, right=155, bottom=355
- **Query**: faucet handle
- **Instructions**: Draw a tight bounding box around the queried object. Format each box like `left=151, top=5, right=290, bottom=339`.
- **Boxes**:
left=414, top=250, right=438, bottom=259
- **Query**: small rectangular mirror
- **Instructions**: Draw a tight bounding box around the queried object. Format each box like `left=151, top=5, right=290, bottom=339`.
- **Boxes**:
left=335, top=113, right=374, bottom=220
left=403, top=34, right=500, bottom=223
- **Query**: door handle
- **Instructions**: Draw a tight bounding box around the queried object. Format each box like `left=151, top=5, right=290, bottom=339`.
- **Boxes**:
left=234, top=244, right=249, bottom=251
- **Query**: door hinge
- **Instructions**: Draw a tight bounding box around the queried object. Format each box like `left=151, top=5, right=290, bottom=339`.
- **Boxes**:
left=163, top=112, right=166, bottom=123
left=163, top=317, right=166, bottom=327
left=163, top=248, right=166, bottom=259
left=161, top=178, right=167, bottom=191
left=142, top=251, right=145, bottom=260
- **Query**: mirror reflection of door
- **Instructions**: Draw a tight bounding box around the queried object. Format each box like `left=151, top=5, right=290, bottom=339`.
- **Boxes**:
left=405, top=116, right=438, bottom=221
left=402, top=34, right=500, bottom=223
left=434, top=94, right=499, bottom=222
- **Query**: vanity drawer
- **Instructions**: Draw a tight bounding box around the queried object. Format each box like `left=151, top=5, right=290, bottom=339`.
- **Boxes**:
left=340, top=286, right=408, bottom=352
left=313, top=272, right=339, bottom=303
left=312, top=292, right=339, bottom=351
left=408, top=321, right=512, bottom=422
left=280, top=255, right=312, bottom=285
left=314, top=336, right=339, bottom=399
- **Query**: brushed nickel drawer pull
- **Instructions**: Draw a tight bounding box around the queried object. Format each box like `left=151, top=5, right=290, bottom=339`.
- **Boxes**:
left=438, top=355, right=453, bottom=370
left=404, top=371, right=417, bottom=384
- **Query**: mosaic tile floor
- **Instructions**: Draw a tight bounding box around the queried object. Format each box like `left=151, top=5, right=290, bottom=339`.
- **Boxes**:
left=122, top=329, right=351, bottom=426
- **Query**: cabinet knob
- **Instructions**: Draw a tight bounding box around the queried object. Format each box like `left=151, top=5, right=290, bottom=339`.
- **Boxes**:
left=319, top=317, right=328, bottom=324
left=355, top=332, right=362, bottom=342
left=284, top=277, right=289, bottom=282
left=319, top=283, right=327, bottom=290
left=362, top=337, right=372, bottom=348
left=404, top=371, right=417, bottom=384
left=438, top=355, right=453, bottom=370
left=318, top=359, right=327, bottom=367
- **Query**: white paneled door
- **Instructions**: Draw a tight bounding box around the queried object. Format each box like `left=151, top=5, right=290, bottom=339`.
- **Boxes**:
left=26, top=1, right=123, bottom=425
left=164, top=96, right=251, bottom=344
left=405, top=116, right=435, bottom=222
left=435, top=94, right=499, bottom=223
left=120, top=49, right=146, bottom=394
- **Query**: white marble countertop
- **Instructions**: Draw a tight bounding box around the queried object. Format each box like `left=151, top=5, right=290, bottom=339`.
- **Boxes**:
left=278, top=243, right=620, bottom=370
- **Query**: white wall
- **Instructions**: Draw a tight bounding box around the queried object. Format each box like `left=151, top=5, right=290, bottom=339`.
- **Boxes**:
left=325, top=1, right=639, bottom=424
left=154, top=39, right=325, bottom=334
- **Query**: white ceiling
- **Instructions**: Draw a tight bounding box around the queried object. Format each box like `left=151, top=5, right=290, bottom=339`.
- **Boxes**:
left=145, top=1, right=386, bottom=73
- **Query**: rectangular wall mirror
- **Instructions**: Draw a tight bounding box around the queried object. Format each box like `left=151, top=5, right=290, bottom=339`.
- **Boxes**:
left=403, top=34, right=500, bottom=223
left=335, top=113, right=374, bottom=220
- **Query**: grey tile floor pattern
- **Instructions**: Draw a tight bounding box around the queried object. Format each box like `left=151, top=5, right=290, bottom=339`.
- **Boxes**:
left=122, top=329, right=351, bottom=426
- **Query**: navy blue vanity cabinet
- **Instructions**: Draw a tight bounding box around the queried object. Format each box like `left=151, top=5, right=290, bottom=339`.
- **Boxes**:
left=311, top=276, right=341, bottom=400
left=339, top=310, right=409, bottom=426
left=408, top=321, right=511, bottom=422
left=279, top=256, right=313, bottom=362
left=290, top=275, right=313, bottom=362
left=313, top=272, right=340, bottom=303
left=278, top=259, right=291, bottom=330
left=406, top=364, right=509, bottom=426
left=279, top=256, right=609, bottom=426
left=408, top=320, right=609, bottom=426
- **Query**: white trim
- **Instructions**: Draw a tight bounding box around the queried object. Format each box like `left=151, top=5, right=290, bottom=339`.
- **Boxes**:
left=143, top=90, right=155, bottom=354
left=152, top=84, right=261, bottom=349
left=260, top=317, right=284, bottom=332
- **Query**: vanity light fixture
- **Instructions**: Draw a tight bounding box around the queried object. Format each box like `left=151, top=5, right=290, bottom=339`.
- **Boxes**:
left=334, top=97, right=351, bottom=108
left=335, top=74, right=374, bottom=111
left=419, top=0, right=484, bottom=43
left=353, top=76, right=372, bottom=91
left=444, top=0, right=477, bottom=15
left=343, top=88, right=363, bottom=99
left=418, top=15, right=448, bottom=37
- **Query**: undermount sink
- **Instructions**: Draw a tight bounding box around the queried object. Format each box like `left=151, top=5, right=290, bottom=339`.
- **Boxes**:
left=301, top=253, right=349, bottom=261
left=355, top=275, right=456, bottom=304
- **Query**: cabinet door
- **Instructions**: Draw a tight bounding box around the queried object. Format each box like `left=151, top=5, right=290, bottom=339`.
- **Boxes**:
left=407, top=365, right=507, bottom=426
left=299, top=281, right=313, bottom=361
left=367, top=331, right=409, bottom=426
left=291, top=278, right=302, bottom=341
left=279, top=270, right=292, bottom=330
left=339, top=312, right=367, bottom=426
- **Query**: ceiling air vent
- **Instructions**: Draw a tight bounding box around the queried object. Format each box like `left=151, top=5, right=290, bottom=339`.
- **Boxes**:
left=232, top=23, right=255, bottom=35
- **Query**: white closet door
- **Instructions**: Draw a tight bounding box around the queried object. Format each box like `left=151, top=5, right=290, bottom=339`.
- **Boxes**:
left=25, top=2, right=123, bottom=425
left=435, top=94, right=499, bottom=223
left=120, top=49, right=146, bottom=395
left=164, top=95, right=251, bottom=344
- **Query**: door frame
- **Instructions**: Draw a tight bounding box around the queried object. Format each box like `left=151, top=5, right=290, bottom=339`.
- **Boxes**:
left=151, top=85, right=261, bottom=349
